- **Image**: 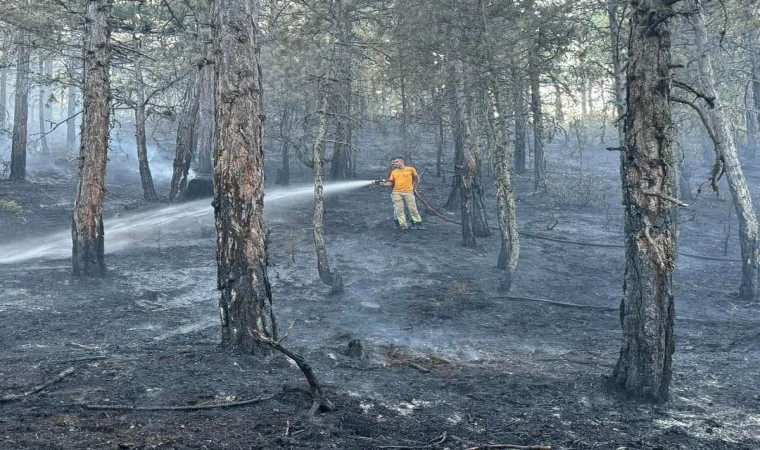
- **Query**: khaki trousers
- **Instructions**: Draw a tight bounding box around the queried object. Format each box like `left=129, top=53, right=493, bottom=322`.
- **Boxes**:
left=392, top=191, right=422, bottom=227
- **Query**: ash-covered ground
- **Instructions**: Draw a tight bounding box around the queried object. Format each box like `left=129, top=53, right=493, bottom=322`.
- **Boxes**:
left=1, top=134, right=759, bottom=449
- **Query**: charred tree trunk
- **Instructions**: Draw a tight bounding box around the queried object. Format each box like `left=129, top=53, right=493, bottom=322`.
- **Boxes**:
left=133, top=47, right=157, bottom=202
left=313, top=87, right=343, bottom=294
left=169, top=65, right=203, bottom=202
left=612, top=0, right=677, bottom=403
left=10, top=30, right=30, bottom=181
left=691, top=2, right=760, bottom=300
left=37, top=55, right=50, bottom=156
left=213, top=0, right=277, bottom=353
left=529, top=50, right=545, bottom=192
left=437, top=113, right=445, bottom=178
left=72, top=0, right=112, bottom=277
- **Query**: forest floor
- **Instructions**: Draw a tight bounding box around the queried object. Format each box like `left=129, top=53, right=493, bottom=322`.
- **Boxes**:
left=1, top=140, right=759, bottom=449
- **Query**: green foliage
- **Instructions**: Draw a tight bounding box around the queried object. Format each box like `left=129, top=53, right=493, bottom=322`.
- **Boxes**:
left=0, top=198, right=25, bottom=215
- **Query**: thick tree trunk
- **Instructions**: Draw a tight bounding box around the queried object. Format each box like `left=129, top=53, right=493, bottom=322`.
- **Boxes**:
left=529, top=52, right=545, bottom=192
left=612, top=0, right=677, bottom=403
left=169, top=65, right=203, bottom=202
left=72, top=0, right=112, bottom=277
left=133, top=52, right=157, bottom=202
left=10, top=30, right=30, bottom=181
left=213, top=0, right=277, bottom=353
left=313, top=87, right=343, bottom=294
left=691, top=4, right=760, bottom=300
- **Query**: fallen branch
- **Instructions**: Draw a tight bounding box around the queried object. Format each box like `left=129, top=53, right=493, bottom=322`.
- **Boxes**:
left=0, top=367, right=76, bottom=403
left=80, top=395, right=274, bottom=411
left=489, top=295, right=617, bottom=312
left=249, top=329, right=335, bottom=414
left=408, top=362, right=430, bottom=373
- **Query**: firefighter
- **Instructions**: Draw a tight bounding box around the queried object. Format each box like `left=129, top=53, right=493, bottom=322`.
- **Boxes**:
left=380, top=158, right=425, bottom=230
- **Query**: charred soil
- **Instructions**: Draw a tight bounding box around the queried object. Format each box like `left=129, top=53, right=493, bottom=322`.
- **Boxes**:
left=1, top=145, right=759, bottom=450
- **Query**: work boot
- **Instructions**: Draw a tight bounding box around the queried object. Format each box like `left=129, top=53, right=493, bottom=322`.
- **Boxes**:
left=412, top=222, right=425, bottom=230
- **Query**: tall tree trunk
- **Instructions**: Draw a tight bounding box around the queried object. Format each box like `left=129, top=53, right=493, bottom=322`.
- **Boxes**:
left=444, top=57, right=465, bottom=210
left=213, top=0, right=277, bottom=352
left=513, top=70, right=527, bottom=173
left=529, top=50, right=545, bottom=192
left=480, top=1, right=519, bottom=290
left=749, top=47, right=760, bottom=159
left=37, top=55, right=51, bottom=156
left=72, top=0, right=112, bottom=277
left=275, top=104, right=291, bottom=186
left=10, top=30, right=30, bottom=181
left=1, top=66, right=6, bottom=132
left=437, top=113, right=444, bottom=178
left=691, top=2, right=760, bottom=300
left=450, top=57, right=477, bottom=248
left=313, top=86, right=343, bottom=293
left=169, top=65, right=203, bottom=202
left=67, top=47, right=79, bottom=153
left=133, top=47, right=157, bottom=202
left=196, top=62, right=214, bottom=176
left=612, top=0, right=677, bottom=403
left=329, top=0, right=352, bottom=180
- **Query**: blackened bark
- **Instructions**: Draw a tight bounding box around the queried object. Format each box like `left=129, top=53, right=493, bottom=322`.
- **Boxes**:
left=10, top=30, right=30, bottom=181
left=213, top=0, right=277, bottom=352
left=67, top=49, right=79, bottom=153
left=612, top=0, right=677, bottom=403
left=72, top=0, right=112, bottom=277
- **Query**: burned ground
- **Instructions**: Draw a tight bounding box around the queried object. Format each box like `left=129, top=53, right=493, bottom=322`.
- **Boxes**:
left=0, top=139, right=759, bottom=450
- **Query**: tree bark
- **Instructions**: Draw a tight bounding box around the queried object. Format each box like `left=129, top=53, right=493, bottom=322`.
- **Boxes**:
left=196, top=61, right=214, bottom=176
left=449, top=57, right=477, bottom=248
left=213, top=0, right=277, bottom=353
left=10, top=29, right=30, bottom=181
left=37, top=55, right=50, bottom=156
left=313, top=86, right=343, bottom=294
left=513, top=70, right=527, bottom=174
left=329, top=0, right=353, bottom=181
left=529, top=49, right=545, bottom=192
left=133, top=45, right=157, bottom=202
left=72, top=0, right=112, bottom=277
left=612, top=0, right=677, bottom=403
left=169, top=65, right=203, bottom=202
left=275, top=104, right=291, bottom=186
left=691, top=2, right=760, bottom=300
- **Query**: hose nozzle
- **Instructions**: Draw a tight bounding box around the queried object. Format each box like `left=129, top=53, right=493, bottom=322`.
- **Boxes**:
left=371, top=178, right=386, bottom=185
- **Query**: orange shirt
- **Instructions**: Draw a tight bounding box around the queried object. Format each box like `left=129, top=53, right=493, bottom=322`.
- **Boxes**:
left=389, top=166, right=417, bottom=192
